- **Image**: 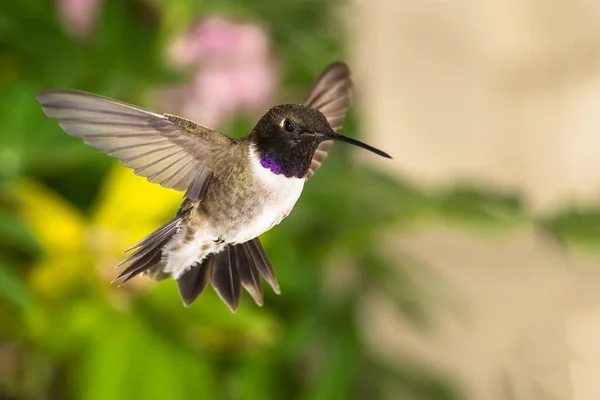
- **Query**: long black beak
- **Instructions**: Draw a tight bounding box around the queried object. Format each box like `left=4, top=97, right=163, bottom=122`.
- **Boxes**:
left=318, top=131, right=392, bottom=159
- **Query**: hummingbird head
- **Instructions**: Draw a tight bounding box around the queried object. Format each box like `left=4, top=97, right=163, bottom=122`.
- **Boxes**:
left=250, top=104, right=390, bottom=178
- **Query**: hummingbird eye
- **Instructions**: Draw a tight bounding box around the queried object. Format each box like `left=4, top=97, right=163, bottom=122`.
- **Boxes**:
left=283, top=119, right=295, bottom=133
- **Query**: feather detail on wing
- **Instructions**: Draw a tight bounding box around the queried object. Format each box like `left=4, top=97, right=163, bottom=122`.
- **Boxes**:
left=303, top=62, right=353, bottom=179
left=36, top=89, right=233, bottom=200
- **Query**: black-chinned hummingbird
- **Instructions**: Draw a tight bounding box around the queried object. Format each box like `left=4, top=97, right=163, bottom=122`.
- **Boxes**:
left=36, top=62, right=392, bottom=311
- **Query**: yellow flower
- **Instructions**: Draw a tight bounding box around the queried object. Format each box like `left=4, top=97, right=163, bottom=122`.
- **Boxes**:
left=90, top=166, right=183, bottom=282
left=16, top=164, right=182, bottom=300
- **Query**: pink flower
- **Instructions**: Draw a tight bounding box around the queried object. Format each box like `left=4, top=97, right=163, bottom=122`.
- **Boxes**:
left=160, top=18, right=279, bottom=128
left=57, top=0, right=102, bottom=38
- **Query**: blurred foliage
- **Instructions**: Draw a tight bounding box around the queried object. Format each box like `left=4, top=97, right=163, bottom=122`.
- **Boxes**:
left=1, top=1, right=599, bottom=400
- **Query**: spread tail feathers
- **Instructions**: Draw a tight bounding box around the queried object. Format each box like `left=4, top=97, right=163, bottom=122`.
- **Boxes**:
left=113, top=215, right=279, bottom=311
left=177, top=238, right=280, bottom=311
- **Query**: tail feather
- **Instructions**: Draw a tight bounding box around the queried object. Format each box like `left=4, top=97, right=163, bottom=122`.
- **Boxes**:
left=123, top=215, right=181, bottom=252
left=113, top=214, right=185, bottom=284
left=115, top=217, right=280, bottom=311
left=211, top=248, right=241, bottom=311
left=117, top=251, right=163, bottom=285
left=177, top=257, right=213, bottom=306
left=246, top=239, right=280, bottom=295
left=235, top=244, right=263, bottom=306
left=175, top=238, right=279, bottom=311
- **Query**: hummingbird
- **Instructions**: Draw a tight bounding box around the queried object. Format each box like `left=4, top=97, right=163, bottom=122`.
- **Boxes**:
left=35, top=62, right=391, bottom=311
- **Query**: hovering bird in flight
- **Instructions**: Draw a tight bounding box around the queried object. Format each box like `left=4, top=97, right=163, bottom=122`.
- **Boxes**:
left=36, top=62, right=391, bottom=311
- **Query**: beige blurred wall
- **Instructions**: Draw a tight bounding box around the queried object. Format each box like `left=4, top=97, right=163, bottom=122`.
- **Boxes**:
left=349, top=0, right=600, bottom=214
left=347, top=1, right=600, bottom=399
left=360, top=226, right=600, bottom=400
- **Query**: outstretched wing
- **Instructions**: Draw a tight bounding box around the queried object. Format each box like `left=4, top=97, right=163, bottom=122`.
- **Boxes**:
left=36, top=89, right=234, bottom=200
left=303, top=62, right=353, bottom=178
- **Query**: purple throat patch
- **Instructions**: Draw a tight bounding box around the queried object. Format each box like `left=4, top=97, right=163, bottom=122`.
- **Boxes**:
left=260, top=154, right=298, bottom=177
left=260, top=154, right=284, bottom=175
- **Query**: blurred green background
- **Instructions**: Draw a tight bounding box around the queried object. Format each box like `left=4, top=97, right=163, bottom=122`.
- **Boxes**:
left=1, top=1, right=599, bottom=400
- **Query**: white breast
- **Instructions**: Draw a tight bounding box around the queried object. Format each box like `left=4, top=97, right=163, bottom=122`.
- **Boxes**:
left=162, top=147, right=305, bottom=279
left=232, top=146, right=305, bottom=244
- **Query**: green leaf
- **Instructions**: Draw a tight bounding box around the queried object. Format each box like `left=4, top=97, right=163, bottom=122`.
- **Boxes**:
left=0, top=211, right=42, bottom=255
left=435, top=186, right=525, bottom=229
left=540, top=208, right=600, bottom=253
left=0, top=262, right=35, bottom=309
left=301, top=334, right=358, bottom=400
left=75, top=311, right=218, bottom=400
left=234, top=355, right=286, bottom=400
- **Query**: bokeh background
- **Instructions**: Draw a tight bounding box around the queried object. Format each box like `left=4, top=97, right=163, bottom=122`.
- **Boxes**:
left=3, top=1, right=600, bottom=399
